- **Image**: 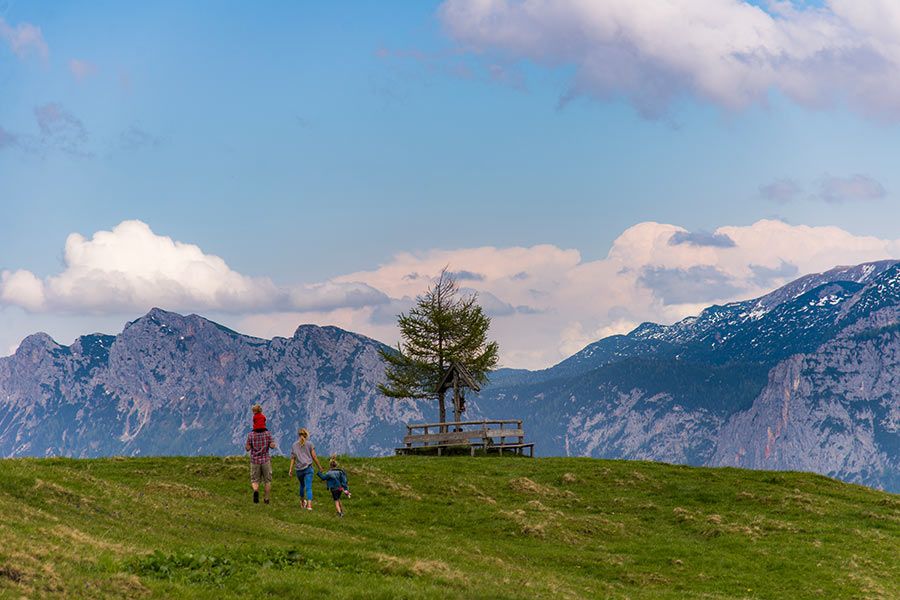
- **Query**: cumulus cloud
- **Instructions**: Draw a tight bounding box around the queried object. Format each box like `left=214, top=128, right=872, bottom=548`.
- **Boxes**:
left=0, top=220, right=390, bottom=316
left=0, top=17, right=47, bottom=60
left=0, top=270, right=46, bottom=312
left=6, top=219, right=900, bottom=370
left=327, top=219, right=900, bottom=368
left=439, top=0, right=900, bottom=119
left=817, top=173, right=887, bottom=203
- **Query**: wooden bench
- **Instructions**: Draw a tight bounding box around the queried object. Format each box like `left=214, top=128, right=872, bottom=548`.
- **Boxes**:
left=395, top=419, right=534, bottom=457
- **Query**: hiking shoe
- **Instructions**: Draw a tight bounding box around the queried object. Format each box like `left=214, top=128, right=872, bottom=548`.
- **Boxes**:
left=338, top=512, right=343, bottom=518
left=253, top=490, right=259, bottom=504
left=264, top=498, right=270, bottom=505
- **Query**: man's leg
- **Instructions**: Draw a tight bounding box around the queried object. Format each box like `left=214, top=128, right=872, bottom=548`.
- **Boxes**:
left=251, top=463, right=260, bottom=503
left=262, top=462, right=273, bottom=504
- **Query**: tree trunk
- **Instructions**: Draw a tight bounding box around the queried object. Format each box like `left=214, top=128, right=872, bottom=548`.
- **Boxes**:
left=438, top=390, right=447, bottom=432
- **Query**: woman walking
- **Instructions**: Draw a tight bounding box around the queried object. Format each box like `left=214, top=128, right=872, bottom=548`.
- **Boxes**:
left=288, top=428, right=322, bottom=510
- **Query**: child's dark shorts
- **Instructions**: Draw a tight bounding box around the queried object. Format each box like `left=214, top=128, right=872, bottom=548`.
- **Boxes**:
left=331, top=489, right=343, bottom=501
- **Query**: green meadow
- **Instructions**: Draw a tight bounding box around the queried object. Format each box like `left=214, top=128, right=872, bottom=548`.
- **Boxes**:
left=0, top=456, right=897, bottom=599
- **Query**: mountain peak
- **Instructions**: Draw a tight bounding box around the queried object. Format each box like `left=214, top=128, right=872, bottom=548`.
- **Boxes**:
left=15, top=332, right=60, bottom=355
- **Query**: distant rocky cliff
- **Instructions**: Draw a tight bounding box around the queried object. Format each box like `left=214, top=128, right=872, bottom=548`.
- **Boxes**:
left=0, top=309, right=425, bottom=457
left=2, top=261, right=899, bottom=492
left=475, top=260, right=900, bottom=491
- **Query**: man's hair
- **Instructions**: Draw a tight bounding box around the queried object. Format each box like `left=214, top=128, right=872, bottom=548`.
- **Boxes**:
left=251, top=404, right=262, bottom=414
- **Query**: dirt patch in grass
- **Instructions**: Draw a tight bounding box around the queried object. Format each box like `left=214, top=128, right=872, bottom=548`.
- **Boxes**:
left=527, top=500, right=552, bottom=512
left=82, top=574, right=149, bottom=599
left=673, top=507, right=771, bottom=539
left=0, top=550, right=65, bottom=596
left=374, top=553, right=463, bottom=583
left=502, top=509, right=547, bottom=538
left=0, top=565, right=24, bottom=583
left=560, top=473, right=577, bottom=485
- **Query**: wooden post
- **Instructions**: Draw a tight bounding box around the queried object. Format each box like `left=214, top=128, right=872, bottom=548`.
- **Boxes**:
left=452, top=370, right=461, bottom=431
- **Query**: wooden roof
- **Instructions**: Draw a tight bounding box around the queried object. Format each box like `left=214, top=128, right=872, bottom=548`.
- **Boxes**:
left=435, top=361, right=481, bottom=393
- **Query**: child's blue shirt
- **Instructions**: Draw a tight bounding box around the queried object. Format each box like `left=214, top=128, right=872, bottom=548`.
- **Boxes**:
left=317, top=468, right=348, bottom=491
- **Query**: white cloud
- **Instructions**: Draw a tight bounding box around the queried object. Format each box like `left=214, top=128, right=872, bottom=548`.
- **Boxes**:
left=0, top=220, right=388, bottom=316
left=5, top=219, right=900, bottom=370
left=0, top=270, right=45, bottom=312
left=327, top=219, right=900, bottom=368
left=439, top=0, right=900, bottom=119
left=0, top=17, right=47, bottom=60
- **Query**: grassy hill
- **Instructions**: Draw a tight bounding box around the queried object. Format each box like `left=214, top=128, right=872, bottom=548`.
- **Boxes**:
left=0, top=456, right=897, bottom=599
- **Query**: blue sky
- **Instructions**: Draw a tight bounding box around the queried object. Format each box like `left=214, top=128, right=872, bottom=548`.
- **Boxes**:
left=3, top=1, right=900, bottom=368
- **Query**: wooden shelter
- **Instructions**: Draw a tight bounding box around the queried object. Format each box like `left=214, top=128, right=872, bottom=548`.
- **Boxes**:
left=436, top=361, right=479, bottom=429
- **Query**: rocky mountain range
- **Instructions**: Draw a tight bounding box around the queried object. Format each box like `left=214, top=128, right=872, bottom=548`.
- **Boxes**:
left=1, top=260, right=899, bottom=492
left=473, top=260, right=900, bottom=492
left=0, top=309, right=426, bottom=458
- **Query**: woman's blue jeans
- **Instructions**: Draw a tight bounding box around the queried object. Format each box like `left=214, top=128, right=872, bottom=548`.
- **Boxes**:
left=296, top=466, right=314, bottom=500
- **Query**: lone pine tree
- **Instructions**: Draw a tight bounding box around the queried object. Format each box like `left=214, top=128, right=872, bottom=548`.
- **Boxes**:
left=378, top=269, right=499, bottom=430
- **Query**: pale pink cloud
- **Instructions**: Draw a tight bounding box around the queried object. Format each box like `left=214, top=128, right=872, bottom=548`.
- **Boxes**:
left=0, top=17, right=48, bottom=60
left=68, top=58, right=97, bottom=81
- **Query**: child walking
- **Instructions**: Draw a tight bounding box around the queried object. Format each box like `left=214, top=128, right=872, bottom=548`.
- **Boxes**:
left=317, top=457, right=351, bottom=517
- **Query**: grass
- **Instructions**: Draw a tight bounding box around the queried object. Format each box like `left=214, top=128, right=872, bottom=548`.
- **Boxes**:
left=0, top=455, right=897, bottom=599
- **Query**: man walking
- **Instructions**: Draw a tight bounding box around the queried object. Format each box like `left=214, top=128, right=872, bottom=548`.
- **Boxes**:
left=246, top=411, right=276, bottom=504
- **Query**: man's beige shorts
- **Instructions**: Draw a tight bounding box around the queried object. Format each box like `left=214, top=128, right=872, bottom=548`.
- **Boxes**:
left=250, top=461, right=273, bottom=484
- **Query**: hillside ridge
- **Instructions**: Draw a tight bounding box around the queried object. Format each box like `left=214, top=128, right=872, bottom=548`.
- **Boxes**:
left=0, top=455, right=897, bottom=599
